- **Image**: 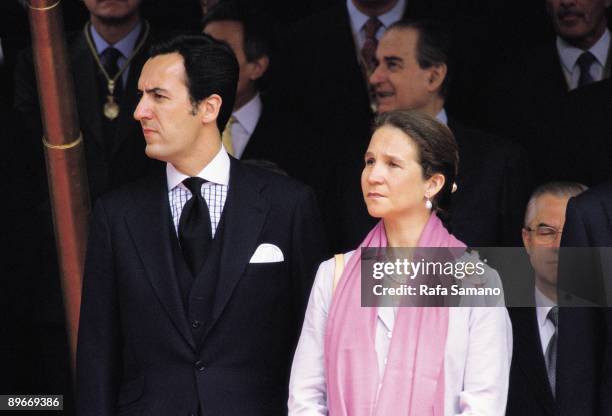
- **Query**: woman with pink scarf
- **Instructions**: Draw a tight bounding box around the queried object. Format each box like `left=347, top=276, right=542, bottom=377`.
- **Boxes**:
left=289, top=110, right=512, bottom=415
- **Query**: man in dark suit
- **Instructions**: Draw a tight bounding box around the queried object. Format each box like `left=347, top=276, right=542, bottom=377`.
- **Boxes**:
left=76, top=34, right=327, bottom=415
left=276, top=0, right=408, bottom=248
left=482, top=0, right=611, bottom=178
left=344, top=18, right=531, bottom=250
left=201, top=2, right=299, bottom=172
left=546, top=77, right=612, bottom=186
left=13, top=0, right=155, bottom=409
left=556, top=181, right=612, bottom=415
left=15, top=0, right=156, bottom=202
left=507, top=181, right=587, bottom=416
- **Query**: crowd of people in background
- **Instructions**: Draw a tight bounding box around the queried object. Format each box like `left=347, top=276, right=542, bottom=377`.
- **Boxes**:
left=1, top=0, right=611, bottom=414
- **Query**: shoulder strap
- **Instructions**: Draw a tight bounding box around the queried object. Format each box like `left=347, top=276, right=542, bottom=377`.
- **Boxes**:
left=333, top=253, right=345, bottom=296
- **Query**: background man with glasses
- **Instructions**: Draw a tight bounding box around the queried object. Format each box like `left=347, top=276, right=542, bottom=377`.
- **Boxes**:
left=507, top=181, right=587, bottom=416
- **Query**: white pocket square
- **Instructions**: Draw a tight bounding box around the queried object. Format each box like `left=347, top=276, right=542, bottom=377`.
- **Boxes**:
left=249, top=243, right=284, bottom=263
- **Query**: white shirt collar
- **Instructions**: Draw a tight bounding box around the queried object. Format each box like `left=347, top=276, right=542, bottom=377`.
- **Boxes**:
left=346, top=0, right=406, bottom=35
left=166, top=145, right=230, bottom=191
left=535, top=285, right=556, bottom=329
left=557, top=28, right=610, bottom=73
left=435, top=108, right=448, bottom=125
left=90, top=21, right=142, bottom=58
left=233, top=93, right=262, bottom=136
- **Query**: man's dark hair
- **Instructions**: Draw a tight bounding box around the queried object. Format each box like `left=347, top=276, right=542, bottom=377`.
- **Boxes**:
left=149, top=33, right=239, bottom=130
left=202, top=1, right=273, bottom=62
left=388, top=19, right=452, bottom=98
left=202, top=1, right=274, bottom=88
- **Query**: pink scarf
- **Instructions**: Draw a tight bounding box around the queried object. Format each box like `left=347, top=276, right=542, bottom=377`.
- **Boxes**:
left=324, top=213, right=466, bottom=416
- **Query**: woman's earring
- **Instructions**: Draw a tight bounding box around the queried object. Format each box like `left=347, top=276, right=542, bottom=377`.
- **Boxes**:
left=425, top=196, right=433, bottom=210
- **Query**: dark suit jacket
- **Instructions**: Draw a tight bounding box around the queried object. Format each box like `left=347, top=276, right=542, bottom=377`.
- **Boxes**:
left=329, top=117, right=532, bottom=252
left=14, top=25, right=158, bottom=203
left=557, top=182, right=612, bottom=416
left=483, top=41, right=612, bottom=184
left=548, top=78, right=612, bottom=186
left=507, top=307, right=557, bottom=416
left=76, top=159, right=327, bottom=415
left=238, top=99, right=328, bottom=196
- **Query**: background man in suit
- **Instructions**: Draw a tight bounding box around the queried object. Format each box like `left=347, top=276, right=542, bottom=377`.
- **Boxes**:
left=350, top=19, right=531, bottom=249
left=202, top=1, right=299, bottom=173
left=202, top=2, right=271, bottom=160
left=547, top=77, right=612, bottom=186
left=481, top=0, right=611, bottom=180
left=277, top=0, right=408, bottom=250
left=76, top=33, right=327, bottom=415
left=15, top=0, right=157, bottom=202
left=507, top=181, right=587, bottom=416
left=12, top=0, right=155, bottom=410
left=556, top=181, right=612, bottom=415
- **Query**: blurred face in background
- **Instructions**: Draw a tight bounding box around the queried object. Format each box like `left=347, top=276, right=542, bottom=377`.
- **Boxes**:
left=546, top=0, right=611, bottom=49
left=370, top=28, right=445, bottom=116
left=204, top=20, right=268, bottom=110
left=522, top=193, right=570, bottom=301
left=84, top=0, right=141, bottom=25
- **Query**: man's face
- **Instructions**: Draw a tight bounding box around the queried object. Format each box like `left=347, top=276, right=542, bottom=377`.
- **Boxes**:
left=369, top=28, right=436, bottom=114
left=522, top=194, right=571, bottom=292
left=546, top=0, right=611, bottom=47
left=134, top=53, right=205, bottom=165
left=83, top=0, right=141, bottom=23
left=204, top=20, right=262, bottom=110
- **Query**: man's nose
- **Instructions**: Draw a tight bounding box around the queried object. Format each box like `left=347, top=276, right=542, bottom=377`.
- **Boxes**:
left=369, top=64, right=383, bottom=86
left=133, top=97, right=149, bottom=121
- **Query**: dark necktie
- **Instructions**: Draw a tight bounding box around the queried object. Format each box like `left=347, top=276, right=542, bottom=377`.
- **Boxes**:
left=545, top=306, right=559, bottom=397
left=179, top=177, right=213, bottom=276
left=100, top=47, right=124, bottom=101
left=361, top=17, right=382, bottom=74
left=577, top=51, right=596, bottom=88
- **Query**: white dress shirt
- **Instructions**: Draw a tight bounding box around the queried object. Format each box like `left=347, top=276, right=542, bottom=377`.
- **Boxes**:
left=557, top=29, right=610, bottom=90
left=535, top=286, right=556, bottom=357
left=90, top=21, right=143, bottom=87
left=230, top=93, right=262, bottom=159
left=346, top=0, right=406, bottom=50
left=289, top=251, right=513, bottom=416
left=167, top=146, right=230, bottom=237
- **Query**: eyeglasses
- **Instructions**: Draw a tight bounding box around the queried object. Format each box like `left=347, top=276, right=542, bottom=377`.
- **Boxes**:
left=525, top=225, right=562, bottom=244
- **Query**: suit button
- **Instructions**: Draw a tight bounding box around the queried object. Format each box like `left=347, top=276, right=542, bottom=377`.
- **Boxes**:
left=195, top=360, right=205, bottom=371
left=191, top=320, right=201, bottom=328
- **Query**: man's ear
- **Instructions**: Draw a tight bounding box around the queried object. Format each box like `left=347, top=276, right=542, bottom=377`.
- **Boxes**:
left=200, top=94, right=222, bottom=125
left=427, top=63, right=447, bottom=93
left=246, top=55, right=270, bottom=82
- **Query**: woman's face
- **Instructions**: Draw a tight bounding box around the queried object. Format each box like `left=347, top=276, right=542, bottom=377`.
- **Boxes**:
left=361, top=125, right=431, bottom=220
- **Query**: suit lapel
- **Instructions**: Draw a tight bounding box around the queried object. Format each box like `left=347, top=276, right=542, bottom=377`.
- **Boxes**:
left=72, top=31, right=105, bottom=149
left=511, top=308, right=556, bottom=414
left=239, top=110, right=265, bottom=161
left=110, top=28, right=151, bottom=156
left=203, top=159, right=269, bottom=339
left=125, top=169, right=196, bottom=350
